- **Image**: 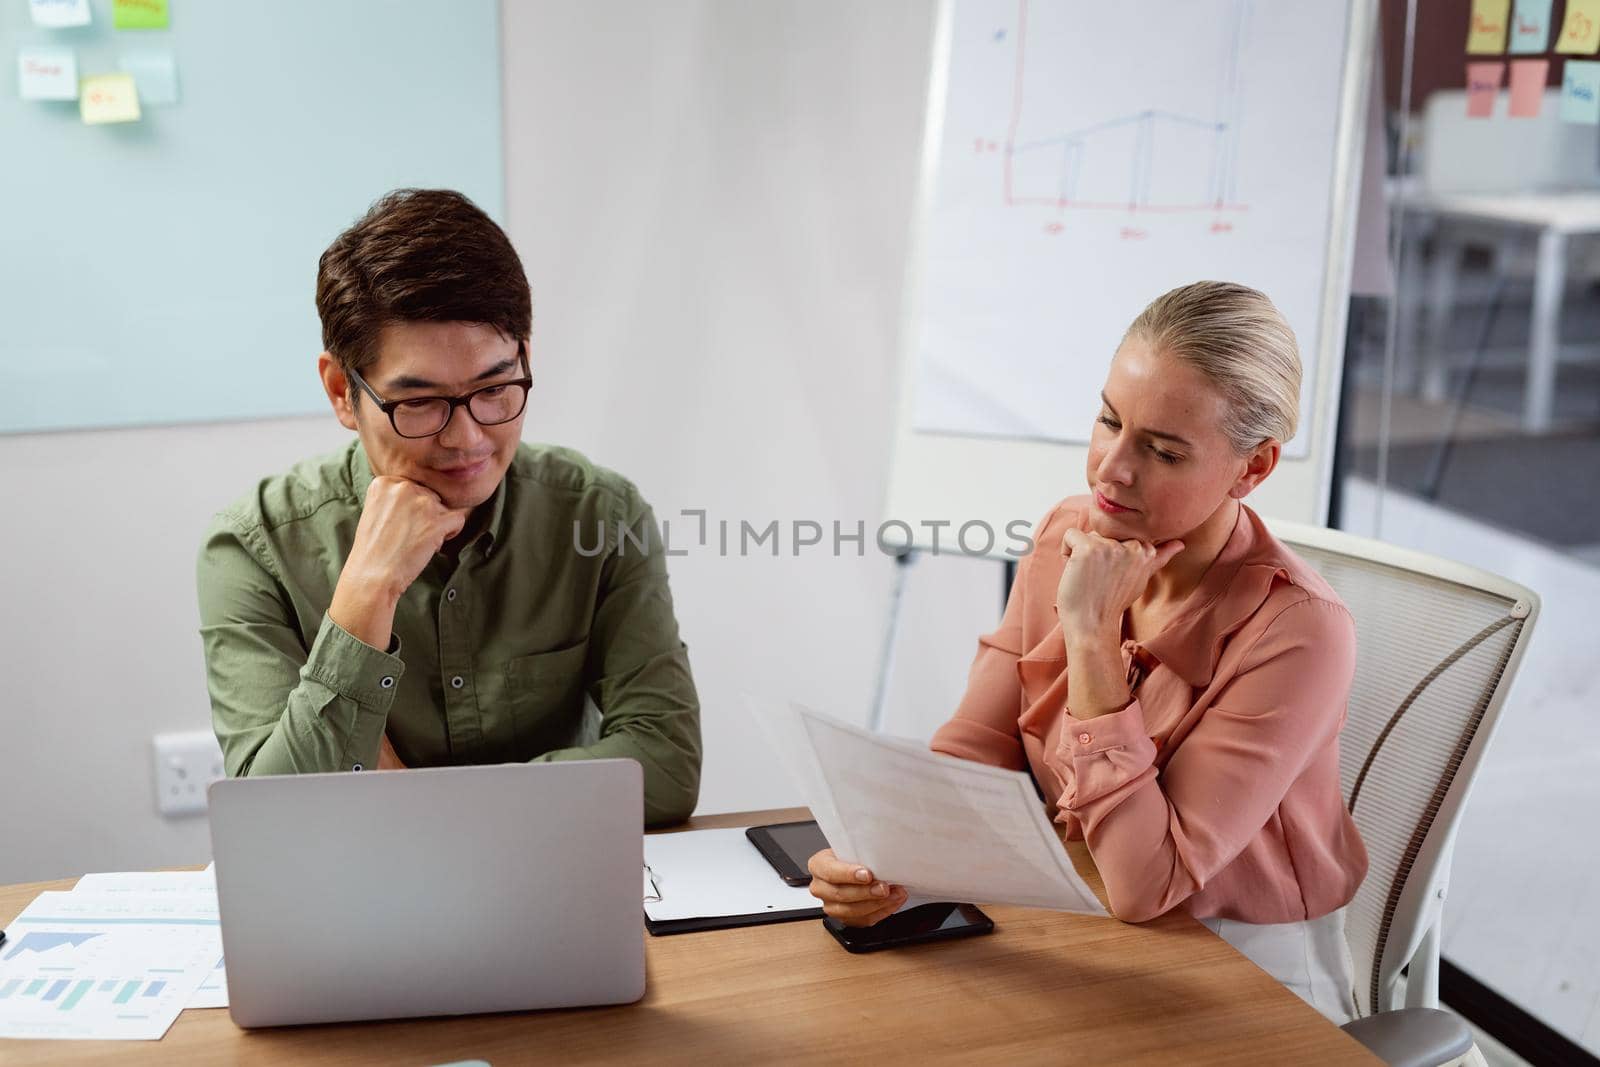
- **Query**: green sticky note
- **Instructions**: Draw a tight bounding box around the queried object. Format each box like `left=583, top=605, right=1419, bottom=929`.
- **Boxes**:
left=113, top=0, right=168, bottom=30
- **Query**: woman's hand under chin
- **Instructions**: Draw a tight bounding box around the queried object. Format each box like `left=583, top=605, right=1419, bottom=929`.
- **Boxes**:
left=1056, top=522, right=1185, bottom=642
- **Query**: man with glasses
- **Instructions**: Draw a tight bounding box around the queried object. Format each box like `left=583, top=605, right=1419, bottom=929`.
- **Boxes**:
left=195, top=189, right=701, bottom=826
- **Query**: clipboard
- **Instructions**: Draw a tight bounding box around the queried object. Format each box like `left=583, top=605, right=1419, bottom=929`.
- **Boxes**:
left=643, top=827, right=823, bottom=936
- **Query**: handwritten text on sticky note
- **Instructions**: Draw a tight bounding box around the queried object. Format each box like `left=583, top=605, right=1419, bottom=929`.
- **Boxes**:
left=1558, top=0, right=1600, bottom=53
left=1510, top=0, right=1553, bottom=53
left=29, top=0, right=90, bottom=28
left=80, top=73, right=142, bottom=125
left=1468, top=0, right=1511, bottom=53
left=1467, top=62, right=1506, bottom=117
left=113, top=0, right=168, bottom=30
left=18, top=48, right=79, bottom=101
left=1561, top=60, right=1600, bottom=121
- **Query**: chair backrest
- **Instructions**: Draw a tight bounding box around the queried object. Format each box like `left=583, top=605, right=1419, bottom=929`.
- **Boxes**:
left=1267, top=519, right=1539, bottom=1018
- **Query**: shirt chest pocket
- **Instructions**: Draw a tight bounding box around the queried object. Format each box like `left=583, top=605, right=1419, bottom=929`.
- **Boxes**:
left=501, top=640, right=592, bottom=760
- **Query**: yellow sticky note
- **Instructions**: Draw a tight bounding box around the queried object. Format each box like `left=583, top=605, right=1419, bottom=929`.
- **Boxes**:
left=1558, top=0, right=1600, bottom=52
left=1468, top=0, right=1511, bottom=53
left=80, top=73, right=141, bottom=124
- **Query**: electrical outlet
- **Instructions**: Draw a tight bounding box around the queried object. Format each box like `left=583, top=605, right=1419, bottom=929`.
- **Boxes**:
left=152, top=731, right=226, bottom=817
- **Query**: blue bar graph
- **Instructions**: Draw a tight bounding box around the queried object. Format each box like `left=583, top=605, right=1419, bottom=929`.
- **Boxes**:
left=23, top=979, right=45, bottom=996
left=142, top=981, right=166, bottom=998
left=0, top=979, right=20, bottom=999
left=112, top=980, right=139, bottom=1004
left=42, top=979, right=70, bottom=1002
left=60, top=980, right=93, bottom=1011
left=99, top=979, right=118, bottom=991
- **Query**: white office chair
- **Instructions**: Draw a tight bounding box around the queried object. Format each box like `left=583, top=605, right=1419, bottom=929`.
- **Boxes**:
left=1270, top=519, right=1540, bottom=1067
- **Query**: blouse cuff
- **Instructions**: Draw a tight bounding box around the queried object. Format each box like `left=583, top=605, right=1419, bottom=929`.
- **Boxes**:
left=1056, top=699, right=1158, bottom=810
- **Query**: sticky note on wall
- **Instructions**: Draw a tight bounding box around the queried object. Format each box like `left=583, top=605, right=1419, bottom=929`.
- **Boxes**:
left=1560, top=60, right=1600, bottom=121
left=1510, top=0, right=1553, bottom=53
left=29, top=0, right=90, bottom=28
left=1509, top=58, right=1550, bottom=116
left=80, top=73, right=141, bottom=125
left=1468, top=0, right=1511, bottom=53
left=119, top=52, right=178, bottom=104
left=1467, top=61, right=1506, bottom=117
left=113, top=0, right=169, bottom=30
left=1557, top=0, right=1600, bottom=53
left=18, top=48, right=78, bottom=101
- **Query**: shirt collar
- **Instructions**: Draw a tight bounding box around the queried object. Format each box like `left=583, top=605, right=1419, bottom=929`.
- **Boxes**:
left=1136, top=503, right=1290, bottom=689
left=347, top=441, right=511, bottom=556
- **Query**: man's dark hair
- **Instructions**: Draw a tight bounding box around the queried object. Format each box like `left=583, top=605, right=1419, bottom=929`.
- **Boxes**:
left=316, top=188, right=532, bottom=375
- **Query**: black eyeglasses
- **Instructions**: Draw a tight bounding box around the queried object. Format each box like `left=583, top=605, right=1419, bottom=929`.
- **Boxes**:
left=346, top=347, right=532, bottom=440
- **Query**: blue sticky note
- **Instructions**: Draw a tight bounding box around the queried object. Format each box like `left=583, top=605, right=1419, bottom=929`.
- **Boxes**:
left=1560, top=60, right=1600, bottom=122
left=1510, top=0, right=1553, bottom=52
left=118, top=51, right=178, bottom=106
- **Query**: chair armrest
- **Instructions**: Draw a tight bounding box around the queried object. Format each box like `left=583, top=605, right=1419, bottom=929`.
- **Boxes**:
left=1341, top=1007, right=1474, bottom=1067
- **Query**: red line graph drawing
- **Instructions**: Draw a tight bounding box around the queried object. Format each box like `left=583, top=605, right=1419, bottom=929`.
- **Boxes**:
left=998, top=0, right=1252, bottom=218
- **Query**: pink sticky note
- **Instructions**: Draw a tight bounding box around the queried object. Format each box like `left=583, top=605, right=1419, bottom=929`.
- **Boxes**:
left=1509, top=58, right=1550, bottom=116
left=1467, top=61, right=1507, bottom=116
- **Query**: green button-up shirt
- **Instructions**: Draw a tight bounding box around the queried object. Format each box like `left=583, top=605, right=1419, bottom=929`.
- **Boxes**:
left=196, top=440, right=701, bottom=826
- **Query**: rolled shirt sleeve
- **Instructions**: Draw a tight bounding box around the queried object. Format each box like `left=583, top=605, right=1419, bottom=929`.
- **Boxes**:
left=198, top=518, right=405, bottom=777
left=1055, top=598, right=1358, bottom=922
left=528, top=500, right=702, bottom=827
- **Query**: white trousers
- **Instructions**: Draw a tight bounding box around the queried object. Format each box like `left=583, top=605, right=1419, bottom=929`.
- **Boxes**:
left=1199, top=907, right=1359, bottom=1025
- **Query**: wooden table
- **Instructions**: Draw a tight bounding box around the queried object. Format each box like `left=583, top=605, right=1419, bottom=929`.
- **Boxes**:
left=0, top=807, right=1379, bottom=1065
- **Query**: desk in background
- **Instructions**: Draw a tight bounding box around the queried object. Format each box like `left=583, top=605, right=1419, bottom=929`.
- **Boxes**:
left=1395, top=185, right=1600, bottom=433
left=0, top=808, right=1378, bottom=1065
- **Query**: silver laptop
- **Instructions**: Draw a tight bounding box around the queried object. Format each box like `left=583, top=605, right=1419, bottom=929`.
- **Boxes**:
left=207, top=760, right=644, bottom=1028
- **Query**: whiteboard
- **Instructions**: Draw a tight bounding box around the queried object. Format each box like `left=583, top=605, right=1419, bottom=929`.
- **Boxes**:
left=886, top=0, right=1374, bottom=543
left=0, top=0, right=502, bottom=435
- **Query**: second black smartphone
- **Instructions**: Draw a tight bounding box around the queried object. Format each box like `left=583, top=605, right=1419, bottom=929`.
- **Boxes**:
left=745, top=820, right=831, bottom=886
left=824, top=902, right=994, bottom=953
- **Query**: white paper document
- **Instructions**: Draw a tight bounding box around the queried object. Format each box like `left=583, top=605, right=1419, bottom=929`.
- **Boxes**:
left=769, top=701, right=1107, bottom=916
left=0, top=892, right=219, bottom=1040
left=67, top=871, right=227, bottom=1009
left=73, top=870, right=216, bottom=896
left=642, top=828, right=821, bottom=923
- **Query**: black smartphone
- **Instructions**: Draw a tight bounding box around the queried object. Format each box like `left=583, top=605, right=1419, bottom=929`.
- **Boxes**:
left=825, top=902, right=994, bottom=953
left=745, top=820, right=831, bottom=886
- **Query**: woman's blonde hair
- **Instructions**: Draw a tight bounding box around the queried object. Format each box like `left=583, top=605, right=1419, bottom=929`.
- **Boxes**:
left=1123, top=281, right=1301, bottom=454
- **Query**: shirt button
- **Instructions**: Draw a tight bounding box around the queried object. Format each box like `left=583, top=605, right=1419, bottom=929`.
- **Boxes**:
left=446, top=588, right=457, bottom=602
left=380, top=676, right=395, bottom=689
left=451, top=676, right=465, bottom=689
left=351, top=763, right=363, bottom=772
left=1077, top=732, right=1093, bottom=746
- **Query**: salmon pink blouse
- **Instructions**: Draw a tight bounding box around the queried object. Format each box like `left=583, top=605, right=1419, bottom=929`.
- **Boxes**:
left=930, top=497, right=1368, bottom=924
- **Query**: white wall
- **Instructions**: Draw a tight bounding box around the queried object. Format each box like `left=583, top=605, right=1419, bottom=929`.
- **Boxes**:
left=1, top=1, right=1003, bottom=884
left=1, top=416, right=349, bottom=883
left=499, top=0, right=1002, bottom=810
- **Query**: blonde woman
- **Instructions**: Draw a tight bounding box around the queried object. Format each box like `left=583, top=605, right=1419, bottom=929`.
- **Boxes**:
left=809, top=281, right=1368, bottom=1023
